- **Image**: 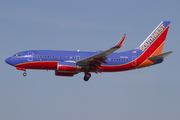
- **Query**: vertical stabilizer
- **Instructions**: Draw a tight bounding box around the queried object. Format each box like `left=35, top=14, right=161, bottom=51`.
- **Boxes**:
left=136, top=21, right=171, bottom=68
left=138, top=21, right=170, bottom=55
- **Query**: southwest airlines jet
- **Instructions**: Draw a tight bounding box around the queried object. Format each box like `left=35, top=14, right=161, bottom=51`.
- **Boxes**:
left=5, top=21, right=173, bottom=81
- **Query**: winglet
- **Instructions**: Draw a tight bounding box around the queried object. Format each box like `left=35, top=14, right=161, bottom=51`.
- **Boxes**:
left=113, top=34, right=126, bottom=48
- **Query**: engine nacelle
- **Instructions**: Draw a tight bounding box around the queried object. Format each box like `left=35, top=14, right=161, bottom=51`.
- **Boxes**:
left=57, top=62, right=80, bottom=72
left=55, top=71, right=74, bottom=77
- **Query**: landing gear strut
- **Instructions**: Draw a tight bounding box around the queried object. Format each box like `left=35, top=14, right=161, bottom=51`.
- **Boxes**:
left=16, top=67, right=27, bottom=77
left=84, top=72, right=91, bottom=81
left=23, top=72, right=27, bottom=77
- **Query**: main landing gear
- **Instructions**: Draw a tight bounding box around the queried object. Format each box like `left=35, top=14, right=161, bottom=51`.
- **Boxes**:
left=84, top=72, right=91, bottom=81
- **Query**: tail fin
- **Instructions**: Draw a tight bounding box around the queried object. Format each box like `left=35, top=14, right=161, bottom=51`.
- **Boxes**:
left=138, top=21, right=170, bottom=56
left=135, top=21, right=171, bottom=68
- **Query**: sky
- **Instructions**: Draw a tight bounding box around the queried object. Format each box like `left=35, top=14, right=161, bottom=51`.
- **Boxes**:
left=0, top=0, right=180, bottom=120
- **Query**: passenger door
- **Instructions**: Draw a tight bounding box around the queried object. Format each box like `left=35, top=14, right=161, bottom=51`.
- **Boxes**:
left=28, top=51, right=33, bottom=61
left=132, top=56, right=137, bottom=66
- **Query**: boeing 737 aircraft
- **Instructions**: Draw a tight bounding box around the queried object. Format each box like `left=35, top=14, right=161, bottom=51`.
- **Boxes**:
left=5, top=21, right=173, bottom=81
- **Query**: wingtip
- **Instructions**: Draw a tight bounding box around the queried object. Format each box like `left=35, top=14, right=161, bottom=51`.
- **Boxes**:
left=170, top=51, right=174, bottom=53
left=113, top=34, right=126, bottom=48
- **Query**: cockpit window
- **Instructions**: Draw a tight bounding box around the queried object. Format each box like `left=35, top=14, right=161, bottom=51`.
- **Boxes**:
left=13, top=54, right=21, bottom=57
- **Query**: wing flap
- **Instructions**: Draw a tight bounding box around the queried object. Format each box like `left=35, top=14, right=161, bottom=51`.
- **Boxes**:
left=93, top=58, right=107, bottom=64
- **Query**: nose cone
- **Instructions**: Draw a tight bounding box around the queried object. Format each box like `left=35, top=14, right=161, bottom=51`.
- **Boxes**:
left=5, top=57, right=13, bottom=65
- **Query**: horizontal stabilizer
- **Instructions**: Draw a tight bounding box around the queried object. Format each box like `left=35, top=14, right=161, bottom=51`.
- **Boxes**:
left=148, top=51, right=174, bottom=60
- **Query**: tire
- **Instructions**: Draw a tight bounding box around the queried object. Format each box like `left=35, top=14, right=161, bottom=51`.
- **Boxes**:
left=83, top=73, right=91, bottom=81
left=23, top=72, right=27, bottom=76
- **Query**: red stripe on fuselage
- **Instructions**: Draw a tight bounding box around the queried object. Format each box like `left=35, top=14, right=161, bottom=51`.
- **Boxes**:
left=15, top=61, right=58, bottom=70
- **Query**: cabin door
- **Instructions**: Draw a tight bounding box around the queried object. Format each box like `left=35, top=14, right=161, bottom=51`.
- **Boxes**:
left=28, top=52, right=33, bottom=61
left=132, top=56, right=137, bottom=66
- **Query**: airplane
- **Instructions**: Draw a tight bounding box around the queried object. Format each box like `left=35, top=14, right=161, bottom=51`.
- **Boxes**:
left=5, top=21, right=173, bottom=81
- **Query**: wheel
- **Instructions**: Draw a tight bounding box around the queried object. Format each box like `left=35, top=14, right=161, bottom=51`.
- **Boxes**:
left=23, top=72, right=27, bottom=77
left=86, top=73, right=91, bottom=78
left=83, top=73, right=91, bottom=81
left=84, top=76, right=89, bottom=81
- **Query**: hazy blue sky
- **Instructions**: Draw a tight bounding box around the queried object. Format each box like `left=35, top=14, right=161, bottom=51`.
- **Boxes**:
left=1, top=0, right=179, bottom=120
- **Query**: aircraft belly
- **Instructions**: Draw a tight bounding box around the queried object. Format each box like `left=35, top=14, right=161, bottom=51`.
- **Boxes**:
left=99, top=64, right=135, bottom=72
left=15, top=61, right=58, bottom=70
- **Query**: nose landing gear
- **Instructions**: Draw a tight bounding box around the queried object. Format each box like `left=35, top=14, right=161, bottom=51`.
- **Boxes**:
left=23, top=72, right=27, bottom=77
left=16, top=67, right=27, bottom=77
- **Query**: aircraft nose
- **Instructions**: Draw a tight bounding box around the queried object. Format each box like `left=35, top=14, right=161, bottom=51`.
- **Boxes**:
left=5, top=57, right=12, bottom=65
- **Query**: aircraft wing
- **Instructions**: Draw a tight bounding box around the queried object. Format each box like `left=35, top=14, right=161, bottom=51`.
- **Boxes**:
left=76, top=34, right=126, bottom=68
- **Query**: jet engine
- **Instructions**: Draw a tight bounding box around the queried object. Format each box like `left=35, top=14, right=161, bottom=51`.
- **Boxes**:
left=57, top=62, right=81, bottom=71
left=55, top=62, right=81, bottom=77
